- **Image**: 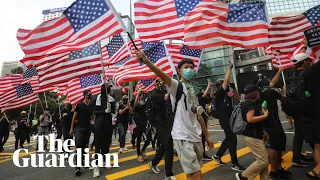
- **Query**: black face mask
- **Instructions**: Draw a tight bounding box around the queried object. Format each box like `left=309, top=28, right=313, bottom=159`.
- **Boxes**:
left=87, top=94, right=92, bottom=99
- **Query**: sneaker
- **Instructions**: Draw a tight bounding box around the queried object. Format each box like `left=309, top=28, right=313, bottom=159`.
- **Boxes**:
left=148, top=161, right=161, bottom=174
left=123, top=147, right=129, bottom=151
left=132, top=145, right=136, bottom=149
left=292, top=159, right=309, bottom=167
left=137, top=155, right=144, bottom=162
left=119, top=148, right=123, bottom=154
left=301, top=154, right=313, bottom=161
left=278, top=168, right=293, bottom=177
left=164, top=176, right=177, bottom=180
left=203, top=154, right=213, bottom=161
left=74, top=168, right=81, bottom=176
left=231, top=164, right=246, bottom=172
left=142, top=151, right=148, bottom=161
left=213, top=155, right=226, bottom=165
left=235, top=173, right=248, bottom=180
left=93, top=167, right=100, bottom=178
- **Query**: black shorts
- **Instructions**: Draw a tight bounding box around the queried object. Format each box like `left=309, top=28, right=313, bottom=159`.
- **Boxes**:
left=304, top=118, right=320, bottom=144
left=265, top=127, right=286, bottom=151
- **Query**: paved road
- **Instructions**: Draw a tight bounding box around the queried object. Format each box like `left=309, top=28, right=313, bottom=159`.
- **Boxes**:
left=0, top=115, right=314, bottom=180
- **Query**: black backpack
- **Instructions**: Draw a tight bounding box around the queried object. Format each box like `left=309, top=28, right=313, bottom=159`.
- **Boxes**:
left=165, top=82, right=186, bottom=131
left=282, top=69, right=306, bottom=116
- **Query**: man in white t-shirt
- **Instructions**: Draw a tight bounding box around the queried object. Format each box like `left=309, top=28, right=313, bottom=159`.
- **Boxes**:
left=136, top=51, right=214, bottom=180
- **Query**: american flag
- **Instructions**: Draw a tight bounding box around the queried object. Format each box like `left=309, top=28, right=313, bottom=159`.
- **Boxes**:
left=0, top=74, right=23, bottom=93
left=55, top=82, right=69, bottom=96
left=166, top=43, right=202, bottom=72
left=128, top=120, right=137, bottom=134
left=268, top=5, right=320, bottom=57
left=66, top=74, right=103, bottom=105
left=134, top=78, right=156, bottom=95
left=113, top=41, right=174, bottom=86
left=23, top=66, right=37, bottom=79
left=17, top=0, right=124, bottom=67
left=37, top=42, right=103, bottom=88
left=184, top=0, right=269, bottom=49
left=134, top=0, right=202, bottom=42
left=0, top=82, right=38, bottom=111
left=266, top=44, right=318, bottom=69
left=104, top=57, right=131, bottom=77
left=101, top=34, right=131, bottom=65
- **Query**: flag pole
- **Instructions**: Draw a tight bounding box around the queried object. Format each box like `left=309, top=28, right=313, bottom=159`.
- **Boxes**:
left=34, top=102, right=37, bottom=118
left=57, top=98, right=61, bottom=119
left=275, top=50, right=286, bottom=85
left=37, top=95, right=45, bottom=111
left=98, top=41, right=110, bottom=102
left=228, top=46, right=239, bottom=90
left=43, top=92, right=48, bottom=108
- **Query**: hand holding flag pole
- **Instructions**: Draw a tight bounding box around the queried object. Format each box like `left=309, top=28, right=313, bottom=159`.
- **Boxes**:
left=275, top=49, right=286, bottom=85
left=126, top=32, right=144, bottom=63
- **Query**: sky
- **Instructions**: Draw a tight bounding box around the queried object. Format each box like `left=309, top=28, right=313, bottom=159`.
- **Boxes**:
left=0, top=0, right=137, bottom=65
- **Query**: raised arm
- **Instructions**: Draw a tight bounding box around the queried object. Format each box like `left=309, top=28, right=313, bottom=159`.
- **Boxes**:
left=222, top=63, right=233, bottom=90
left=136, top=50, right=172, bottom=87
left=202, top=81, right=214, bottom=98
left=270, top=67, right=283, bottom=88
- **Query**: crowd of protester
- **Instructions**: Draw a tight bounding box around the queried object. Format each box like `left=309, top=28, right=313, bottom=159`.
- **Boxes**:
left=0, top=49, right=319, bottom=180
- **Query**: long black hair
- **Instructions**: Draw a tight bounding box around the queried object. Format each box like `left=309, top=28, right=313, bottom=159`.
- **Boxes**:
left=100, top=84, right=111, bottom=109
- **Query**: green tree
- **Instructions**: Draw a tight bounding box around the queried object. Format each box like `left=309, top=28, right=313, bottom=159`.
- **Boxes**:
left=10, top=67, right=24, bottom=74
left=197, top=63, right=212, bottom=77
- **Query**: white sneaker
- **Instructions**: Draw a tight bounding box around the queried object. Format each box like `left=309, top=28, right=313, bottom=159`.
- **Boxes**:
left=164, top=176, right=177, bottom=180
left=119, top=148, right=123, bottom=153
left=123, top=147, right=128, bottom=151
left=93, top=167, right=100, bottom=178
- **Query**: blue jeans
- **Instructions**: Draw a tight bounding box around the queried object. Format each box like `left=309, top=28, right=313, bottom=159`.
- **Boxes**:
left=118, top=123, right=128, bottom=148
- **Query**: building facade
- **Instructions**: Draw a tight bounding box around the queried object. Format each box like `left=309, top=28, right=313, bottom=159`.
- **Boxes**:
left=1, top=61, right=25, bottom=77
left=42, top=7, right=66, bottom=22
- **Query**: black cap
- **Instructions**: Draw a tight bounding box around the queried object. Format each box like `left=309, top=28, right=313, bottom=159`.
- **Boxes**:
left=244, top=84, right=258, bottom=94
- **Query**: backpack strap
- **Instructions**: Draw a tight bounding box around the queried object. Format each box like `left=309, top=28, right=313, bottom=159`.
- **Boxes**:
left=173, top=82, right=184, bottom=114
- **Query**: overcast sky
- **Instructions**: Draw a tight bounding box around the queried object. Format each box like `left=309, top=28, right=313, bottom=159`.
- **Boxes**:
left=0, top=0, right=137, bottom=65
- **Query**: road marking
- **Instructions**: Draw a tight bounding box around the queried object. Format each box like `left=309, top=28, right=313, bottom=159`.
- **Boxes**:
left=254, top=151, right=292, bottom=180
left=105, top=143, right=222, bottom=180
left=174, top=147, right=251, bottom=180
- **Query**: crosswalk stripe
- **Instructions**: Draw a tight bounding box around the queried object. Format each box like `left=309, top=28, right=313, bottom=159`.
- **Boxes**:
left=105, top=143, right=222, bottom=180
left=175, top=147, right=251, bottom=179
left=254, top=151, right=293, bottom=180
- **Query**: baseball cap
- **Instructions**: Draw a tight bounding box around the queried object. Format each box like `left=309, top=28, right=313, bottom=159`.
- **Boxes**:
left=293, top=53, right=310, bottom=64
left=244, top=84, right=259, bottom=94
left=20, top=111, right=27, bottom=114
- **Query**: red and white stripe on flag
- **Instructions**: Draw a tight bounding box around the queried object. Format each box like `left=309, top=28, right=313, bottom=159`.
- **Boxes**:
left=1, top=94, right=38, bottom=112
left=17, top=0, right=124, bottom=67
left=133, top=80, right=156, bottom=96
left=134, top=0, right=198, bottom=42
left=113, top=41, right=174, bottom=86
left=166, top=43, right=202, bottom=72
left=0, top=74, right=23, bottom=93
left=66, top=75, right=103, bottom=105
left=183, top=0, right=269, bottom=49
left=35, top=43, right=103, bottom=88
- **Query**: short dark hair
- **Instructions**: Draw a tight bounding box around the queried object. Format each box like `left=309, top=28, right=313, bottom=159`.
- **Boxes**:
left=244, top=91, right=259, bottom=101
left=44, top=108, right=50, bottom=111
left=177, top=59, right=195, bottom=69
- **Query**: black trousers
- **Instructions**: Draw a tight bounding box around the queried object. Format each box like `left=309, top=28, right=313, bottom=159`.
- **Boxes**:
left=216, top=115, right=238, bottom=165
left=135, top=125, right=152, bottom=156
left=94, top=125, right=113, bottom=159
left=292, top=116, right=314, bottom=160
left=74, top=127, right=91, bottom=166
left=62, top=129, right=73, bottom=152
left=151, top=127, right=174, bottom=176
left=0, top=127, right=9, bottom=150
left=15, top=129, right=28, bottom=149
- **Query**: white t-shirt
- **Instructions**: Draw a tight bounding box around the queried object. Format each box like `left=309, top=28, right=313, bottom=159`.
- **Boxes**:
left=167, top=79, right=202, bottom=142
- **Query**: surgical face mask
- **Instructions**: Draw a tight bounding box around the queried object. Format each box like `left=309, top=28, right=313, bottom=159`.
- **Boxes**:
left=139, top=100, right=145, bottom=106
left=182, top=68, right=195, bottom=80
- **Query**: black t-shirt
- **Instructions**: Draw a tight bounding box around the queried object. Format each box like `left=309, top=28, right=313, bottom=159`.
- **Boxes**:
left=198, top=94, right=212, bottom=122
left=153, top=94, right=166, bottom=128
left=0, top=117, right=9, bottom=132
left=17, top=117, right=28, bottom=129
left=303, top=61, right=320, bottom=118
left=260, top=88, right=282, bottom=129
left=118, top=104, right=130, bottom=125
left=242, top=100, right=264, bottom=139
left=75, top=102, right=92, bottom=128
left=215, top=88, right=233, bottom=117
left=63, top=112, right=73, bottom=131
left=134, top=104, right=147, bottom=128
